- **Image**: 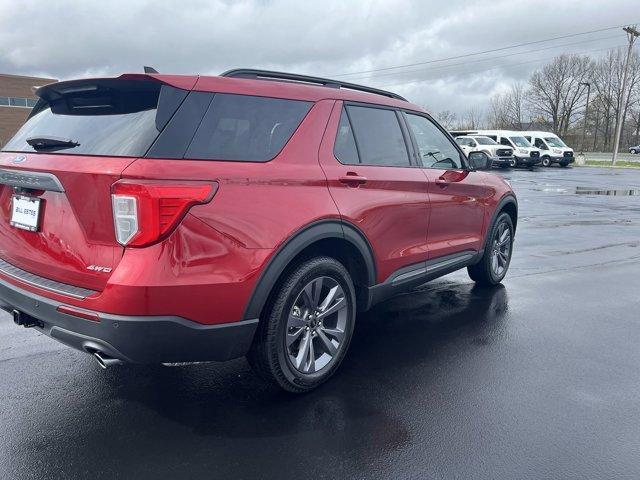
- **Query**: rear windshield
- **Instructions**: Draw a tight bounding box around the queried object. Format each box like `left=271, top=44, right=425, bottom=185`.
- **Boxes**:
left=3, top=80, right=165, bottom=157
left=3, top=82, right=313, bottom=162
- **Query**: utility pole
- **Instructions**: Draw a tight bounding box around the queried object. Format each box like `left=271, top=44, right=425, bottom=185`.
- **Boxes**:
left=580, top=82, right=591, bottom=153
left=612, top=25, right=639, bottom=165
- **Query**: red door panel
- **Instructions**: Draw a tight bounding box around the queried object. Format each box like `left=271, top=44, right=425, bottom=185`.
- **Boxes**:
left=422, top=168, right=487, bottom=259
left=319, top=102, right=429, bottom=284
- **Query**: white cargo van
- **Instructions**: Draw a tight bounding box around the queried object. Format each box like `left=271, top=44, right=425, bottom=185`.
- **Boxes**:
left=520, top=131, right=574, bottom=167
left=450, top=130, right=542, bottom=168
left=453, top=135, right=514, bottom=168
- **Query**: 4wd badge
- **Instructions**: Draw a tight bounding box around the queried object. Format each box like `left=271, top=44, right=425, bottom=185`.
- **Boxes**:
left=87, top=265, right=112, bottom=273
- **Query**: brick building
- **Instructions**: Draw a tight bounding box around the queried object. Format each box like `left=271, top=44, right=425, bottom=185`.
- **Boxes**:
left=0, top=73, right=57, bottom=146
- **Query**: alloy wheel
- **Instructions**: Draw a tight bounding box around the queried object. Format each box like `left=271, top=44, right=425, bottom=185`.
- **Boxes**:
left=490, top=221, right=512, bottom=277
left=285, top=276, right=348, bottom=374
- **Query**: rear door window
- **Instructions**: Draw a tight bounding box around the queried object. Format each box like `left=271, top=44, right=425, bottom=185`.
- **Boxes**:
left=184, top=94, right=312, bottom=162
left=345, top=105, right=410, bottom=167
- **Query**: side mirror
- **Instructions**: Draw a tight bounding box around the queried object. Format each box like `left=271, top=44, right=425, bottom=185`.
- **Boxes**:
left=468, top=151, right=491, bottom=170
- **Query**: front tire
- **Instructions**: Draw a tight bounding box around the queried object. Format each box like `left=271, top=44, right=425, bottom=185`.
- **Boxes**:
left=509, top=158, right=517, bottom=168
left=468, top=212, right=514, bottom=286
left=247, top=256, right=356, bottom=393
left=541, top=156, right=552, bottom=167
left=631, top=149, right=638, bottom=154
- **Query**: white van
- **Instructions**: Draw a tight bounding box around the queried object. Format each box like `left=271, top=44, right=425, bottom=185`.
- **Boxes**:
left=450, top=130, right=542, bottom=168
left=519, top=131, right=574, bottom=167
left=453, top=135, right=514, bottom=168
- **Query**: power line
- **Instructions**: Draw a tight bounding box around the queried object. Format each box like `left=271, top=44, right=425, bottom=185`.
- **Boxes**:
left=374, top=43, right=626, bottom=89
left=342, top=34, right=622, bottom=82
left=333, top=22, right=638, bottom=78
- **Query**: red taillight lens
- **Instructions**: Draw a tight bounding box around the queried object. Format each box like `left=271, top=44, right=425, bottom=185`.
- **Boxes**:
left=111, top=181, right=217, bottom=247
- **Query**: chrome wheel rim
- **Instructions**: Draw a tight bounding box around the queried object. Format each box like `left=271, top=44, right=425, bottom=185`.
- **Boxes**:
left=286, top=276, right=348, bottom=374
left=491, top=222, right=511, bottom=277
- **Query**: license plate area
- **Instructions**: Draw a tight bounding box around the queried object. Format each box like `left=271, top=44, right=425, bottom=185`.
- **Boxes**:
left=10, top=195, right=42, bottom=232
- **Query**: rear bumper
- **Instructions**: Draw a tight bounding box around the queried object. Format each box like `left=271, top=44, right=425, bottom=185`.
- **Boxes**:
left=0, top=276, right=258, bottom=363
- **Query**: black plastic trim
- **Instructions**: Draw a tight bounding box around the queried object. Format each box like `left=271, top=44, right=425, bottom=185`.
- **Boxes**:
left=0, top=276, right=258, bottom=363
left=367, top=250, right=481, bottom=307
left=242, top=220, right=376, bottom=320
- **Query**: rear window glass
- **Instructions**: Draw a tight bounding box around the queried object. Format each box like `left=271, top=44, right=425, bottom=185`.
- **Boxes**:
left=2, top=80, right=168, bottom=157
left=184, top=94, right=312, bottom=162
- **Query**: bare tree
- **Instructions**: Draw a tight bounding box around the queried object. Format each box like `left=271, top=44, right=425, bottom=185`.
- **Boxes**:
left=435, top=110, right=457, bottom=129
left=488, top=93, right=510, bottom=129
left=464, top=106, right=484, bottom=129
left=592, top=49, right=640, bottom=149
left=506, top=82, right=526, bottom=129
left=528, top=54, right=593, bottom=136
left=487, top=82, right=529, bottom=130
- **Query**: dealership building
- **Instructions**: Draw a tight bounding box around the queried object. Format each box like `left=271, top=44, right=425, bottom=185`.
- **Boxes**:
left=0, top=73, right=57, bottom=146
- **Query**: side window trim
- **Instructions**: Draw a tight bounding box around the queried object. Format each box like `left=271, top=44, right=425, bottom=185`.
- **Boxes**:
left=395, top=110, right=418, bottom=167
left=400, top=110, right=469, bottom=170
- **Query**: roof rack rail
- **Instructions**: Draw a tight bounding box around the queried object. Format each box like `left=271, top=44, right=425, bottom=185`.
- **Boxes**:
left=220, top=68, right=408, bottom=102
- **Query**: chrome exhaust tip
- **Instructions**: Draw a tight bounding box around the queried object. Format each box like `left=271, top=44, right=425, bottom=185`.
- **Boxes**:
left=93, top=351, right=124, bottom=369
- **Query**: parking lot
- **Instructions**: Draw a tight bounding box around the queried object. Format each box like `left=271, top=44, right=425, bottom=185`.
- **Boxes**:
left=1, top=166, right=640, bottom=479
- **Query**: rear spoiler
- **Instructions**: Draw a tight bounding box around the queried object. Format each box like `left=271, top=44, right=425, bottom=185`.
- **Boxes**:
left=34, top=74, right=199, bottom=101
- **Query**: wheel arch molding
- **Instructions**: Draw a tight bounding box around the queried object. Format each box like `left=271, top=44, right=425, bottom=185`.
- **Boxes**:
left=242, top=220, right=377, bottom=321
left=482, top=194, right=518, bottom=254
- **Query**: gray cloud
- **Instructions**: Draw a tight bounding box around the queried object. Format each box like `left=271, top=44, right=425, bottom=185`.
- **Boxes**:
left=0, top=0, right=637, bottom=116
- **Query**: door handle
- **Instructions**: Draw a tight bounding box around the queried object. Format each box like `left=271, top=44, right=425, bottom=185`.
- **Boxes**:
left=435, top=177, right=450, bottom=186
left=339, top=173, right=367, bottom=187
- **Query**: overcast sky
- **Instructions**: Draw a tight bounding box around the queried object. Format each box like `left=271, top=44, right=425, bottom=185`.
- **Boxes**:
left=0, top=0, right=638, bottom=116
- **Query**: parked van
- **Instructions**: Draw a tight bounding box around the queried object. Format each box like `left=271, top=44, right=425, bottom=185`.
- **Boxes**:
left=451, top=130, right=541, bottom=168
left=454, top=135, right=514, bottom=168
left=520, top=131, right=574, bottom=167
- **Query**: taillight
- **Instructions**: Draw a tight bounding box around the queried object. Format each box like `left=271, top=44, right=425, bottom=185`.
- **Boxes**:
left=111, top=181, right=217, bottom=247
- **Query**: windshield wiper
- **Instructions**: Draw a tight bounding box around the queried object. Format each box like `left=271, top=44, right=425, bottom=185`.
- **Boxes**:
left=26, top=136, right=80, bottom=151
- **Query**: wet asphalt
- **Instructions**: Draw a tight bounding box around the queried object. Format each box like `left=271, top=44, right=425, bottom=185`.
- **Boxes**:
left=1, top=166, right=640, bottom=480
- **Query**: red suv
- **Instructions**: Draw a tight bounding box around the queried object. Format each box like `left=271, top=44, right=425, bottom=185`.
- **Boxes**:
left=0, top=69, right=516, bottom=392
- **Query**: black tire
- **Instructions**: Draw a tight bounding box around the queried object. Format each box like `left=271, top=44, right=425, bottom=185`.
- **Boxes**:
left=560, top=161, right=569, bottom=167
left=509, top=158, right=517, bottom=168
left=468, top=212, right=514, bottom=286
left=541, top=156, right=552, bottom=167
left=247, top=256, right=356, bottom=393
left=631, top=149, right=638, bottom=154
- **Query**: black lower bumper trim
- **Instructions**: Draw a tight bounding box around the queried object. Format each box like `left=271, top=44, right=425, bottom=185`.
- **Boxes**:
left=0, top=276, right=258, bottom=363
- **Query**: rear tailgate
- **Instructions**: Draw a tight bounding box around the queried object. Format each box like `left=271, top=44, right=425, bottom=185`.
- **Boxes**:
left=0, top=75, right=195, bottom=293
left=0, top=153, right=133, bottom=291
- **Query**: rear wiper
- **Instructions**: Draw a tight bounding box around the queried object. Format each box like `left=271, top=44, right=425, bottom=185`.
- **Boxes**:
left=26, top=136, right=80, bottom=151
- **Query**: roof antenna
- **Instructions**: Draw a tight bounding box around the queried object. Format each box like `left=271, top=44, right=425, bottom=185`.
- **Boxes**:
left=143, top=66, right=159, bottom=74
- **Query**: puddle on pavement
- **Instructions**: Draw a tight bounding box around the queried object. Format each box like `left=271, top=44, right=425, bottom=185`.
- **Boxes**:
left=575, top=187, right=640, bottom=196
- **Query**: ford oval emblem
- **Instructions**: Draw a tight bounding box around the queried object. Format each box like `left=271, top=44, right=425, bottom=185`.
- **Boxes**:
left=11, top=155, right=27, bottom=164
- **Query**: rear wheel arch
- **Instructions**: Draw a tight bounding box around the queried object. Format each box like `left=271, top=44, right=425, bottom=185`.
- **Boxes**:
left=243, top=220, right=376, bottom=321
